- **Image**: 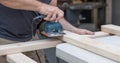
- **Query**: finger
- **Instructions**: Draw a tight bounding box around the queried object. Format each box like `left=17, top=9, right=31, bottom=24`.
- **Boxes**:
left=78, top=31, right=86, bottom=35
left=56, top=14, right=63, bottom=21
left=55, top=19, right=58, bottom=22
left=57, top=10, right=64, bottom=20
left=77, top=29, right=92, bottom=35
left=55, top=14, right=58, bottom=22
left=44, top=12, right=52, bottom=21
left=86, top=30, right=94, bottom=35
left=50, top=12, right=57, bottom=22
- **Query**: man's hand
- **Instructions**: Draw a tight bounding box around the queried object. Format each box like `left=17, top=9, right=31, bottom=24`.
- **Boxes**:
left=0, top=0, right=64, bottom=22
left=59, top=18, right=94, bottom=35
left=38, top=3, right=64, bottom=22
left=73, top=28, right=94, bottom=35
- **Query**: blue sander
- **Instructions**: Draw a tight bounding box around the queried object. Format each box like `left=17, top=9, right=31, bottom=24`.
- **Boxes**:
left=33, top=15, right=65, bottom=37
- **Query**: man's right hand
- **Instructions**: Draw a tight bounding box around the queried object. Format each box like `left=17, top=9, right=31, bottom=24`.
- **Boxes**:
left=38, top=3, right=64, bottom=22
left=0, top=0, right=64, bottom=22
left=0, top=0, right=64, bottom=21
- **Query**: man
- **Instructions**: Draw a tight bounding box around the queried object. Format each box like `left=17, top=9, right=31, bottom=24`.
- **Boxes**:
left=0, top=0, right=94, bottom=63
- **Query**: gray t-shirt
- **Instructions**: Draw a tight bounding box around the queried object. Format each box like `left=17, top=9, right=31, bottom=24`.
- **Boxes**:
left=0, top=0, right=51, bottom=41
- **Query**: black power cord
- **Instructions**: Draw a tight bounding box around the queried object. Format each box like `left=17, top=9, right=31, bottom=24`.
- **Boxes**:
left=56, top=57, right=60, bottom=63
left=35, top=50, right=41, bottom=63
left=35, top=50, right=50, bottom=63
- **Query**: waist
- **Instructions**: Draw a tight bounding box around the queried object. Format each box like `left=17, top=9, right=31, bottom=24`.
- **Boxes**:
left=0, top=32, right=32, bottom=42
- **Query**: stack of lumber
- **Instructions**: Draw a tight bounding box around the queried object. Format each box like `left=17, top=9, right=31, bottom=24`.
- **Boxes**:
left=0, top=24, right=119, bottom=63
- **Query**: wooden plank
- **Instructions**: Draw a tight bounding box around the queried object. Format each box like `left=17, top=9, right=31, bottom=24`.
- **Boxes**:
left=64, top=31, right=109, bottom=38
left=0, top=39, right=61, bottom=56
left=101, top=24, right=120, bottom=36
left=63, top=31, right=120, bottom=62
left=106, top=0, right=112, bottom=24
left=7, top=53, right=37, bottom=63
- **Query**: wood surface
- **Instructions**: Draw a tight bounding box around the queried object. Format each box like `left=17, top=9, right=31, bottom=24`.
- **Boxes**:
left=63, top=30, right=120, bottom=62
left=102, top=24, right=120, bottom=36
left=0, top=39, right=61, bottom=56
left=7, top=53, right=37, bottom=63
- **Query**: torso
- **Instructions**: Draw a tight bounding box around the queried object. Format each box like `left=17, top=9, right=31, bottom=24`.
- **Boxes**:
left=0, top=0, right=51, bottom=41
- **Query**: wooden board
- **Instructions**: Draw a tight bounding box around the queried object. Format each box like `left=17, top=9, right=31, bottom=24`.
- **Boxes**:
left=102, top=24, right=120, bottom=36
left=56, top=43, right=117, bottom=63
left=62, top=31, right=120, bottom=62
left=7, top=53, right=37, bottom=63
left=0, top=39, right=61, bottom=56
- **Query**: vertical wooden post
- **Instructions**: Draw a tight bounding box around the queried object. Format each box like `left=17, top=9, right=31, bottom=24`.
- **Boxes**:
left=92, top=9, right=99, bottom=29
left=106, top=0, right=112, bottom=24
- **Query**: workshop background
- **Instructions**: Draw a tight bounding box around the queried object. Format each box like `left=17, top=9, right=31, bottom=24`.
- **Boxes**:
left=44, top=0, right=120, bottom=63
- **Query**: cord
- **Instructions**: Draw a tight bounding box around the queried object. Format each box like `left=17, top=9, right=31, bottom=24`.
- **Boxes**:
left=32, top=12, right=46, bottom=63
left=32, top=12, right=43, bottom=63
left=35, top=50, right=41, bottom=63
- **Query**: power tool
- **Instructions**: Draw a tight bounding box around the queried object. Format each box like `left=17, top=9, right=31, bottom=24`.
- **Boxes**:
left=39, top=21, right=65, bottom=37
left=33, top=15, right=65, bottom=38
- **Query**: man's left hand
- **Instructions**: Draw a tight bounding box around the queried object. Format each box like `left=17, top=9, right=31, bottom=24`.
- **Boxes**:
left=73, top=28, right=94, bottom=35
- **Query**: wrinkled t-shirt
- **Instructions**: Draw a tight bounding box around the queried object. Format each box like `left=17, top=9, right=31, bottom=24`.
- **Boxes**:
left=0, top=0, right=51, bottom=41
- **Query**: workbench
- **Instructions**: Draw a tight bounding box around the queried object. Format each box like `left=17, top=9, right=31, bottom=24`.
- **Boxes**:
left=56, top=36, right=120, bottom=63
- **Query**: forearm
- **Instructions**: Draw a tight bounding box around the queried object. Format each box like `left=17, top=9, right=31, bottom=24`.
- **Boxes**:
left=50, top=0, right=57, bottom=6
left=0, top=0, right=43, bottom=12
left=59, top=18, right=77, bottom=32
left=49, top=0, right=77, bottom=31
left=50, top=0, right=94, bottom=35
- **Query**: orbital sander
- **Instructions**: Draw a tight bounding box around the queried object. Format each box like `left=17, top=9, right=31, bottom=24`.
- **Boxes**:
left=33, top=15, right=65, bottom=38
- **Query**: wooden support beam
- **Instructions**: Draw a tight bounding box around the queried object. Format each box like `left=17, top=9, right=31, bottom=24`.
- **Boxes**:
left=102, top=24, right=120, bottom=36
left=0, top=39, right=61, bottom=56
left=7, top=53, right=37, bottom=63
left=106, top=0, right=112, bottom=24
left=63, top=31, right=120, bottom=62
left=92, top=8, right=99, bottom=29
